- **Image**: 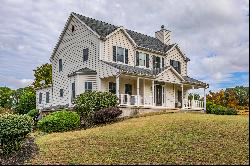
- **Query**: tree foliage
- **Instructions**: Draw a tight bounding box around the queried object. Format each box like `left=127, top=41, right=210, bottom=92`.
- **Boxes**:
left=0, top=87, right=13, bottom=109
left=33, top=63, right=52, bottom=88
left=206, top=86, right=249, bottom=109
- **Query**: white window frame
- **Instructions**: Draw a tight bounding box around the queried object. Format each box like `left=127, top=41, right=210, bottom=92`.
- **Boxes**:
left=85, top=82, right=93, bottom=92
left=116, top=46, right=126, bottom=64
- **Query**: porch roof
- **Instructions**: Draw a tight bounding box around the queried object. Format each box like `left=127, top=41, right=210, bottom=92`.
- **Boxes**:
left=68, top=67, right=97, bottom=77
left=182, top=76, right=209, bottom=88
left=102, top=61, right=169, bottom=77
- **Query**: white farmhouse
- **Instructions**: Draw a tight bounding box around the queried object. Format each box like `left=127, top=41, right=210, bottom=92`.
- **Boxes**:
left=36, top=12, right=209, bottom=114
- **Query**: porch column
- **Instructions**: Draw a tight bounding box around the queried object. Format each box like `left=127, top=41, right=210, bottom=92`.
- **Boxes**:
left=152, top=80, right=155, bottom=106
left=143, top=79, right=145, bottom=105
left=192, top=86, right=195, bottom=108
left=181, top=84, right=184, bottom=109
left=204, top=88, right=206, bottom=112
left=116, top=76, right=119, bottom=98
left=137, top=77, right=140, bottom=106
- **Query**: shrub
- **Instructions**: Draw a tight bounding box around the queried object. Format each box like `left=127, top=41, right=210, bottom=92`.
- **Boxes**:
left=74, top=91, right=118, bottom=120
left=27, top=109, right=40, bottom=125
left=206, top=102, right=237, bottom=115
left=37, top=110, right=80, bottom=133
left=0, top=113, right=33, bottom=155
left=93, top=107, right=122, bottom=124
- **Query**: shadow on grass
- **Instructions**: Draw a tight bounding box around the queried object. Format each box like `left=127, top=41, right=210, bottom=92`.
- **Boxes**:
left=0, top=137, right=38, bottom=165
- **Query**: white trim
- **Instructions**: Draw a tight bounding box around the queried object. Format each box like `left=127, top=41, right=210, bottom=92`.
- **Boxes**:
left=72, top=13, right=101, bottom=38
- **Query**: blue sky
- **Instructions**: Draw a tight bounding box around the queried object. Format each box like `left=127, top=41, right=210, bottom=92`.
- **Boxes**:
left=0, top=0, right=249, bottom=92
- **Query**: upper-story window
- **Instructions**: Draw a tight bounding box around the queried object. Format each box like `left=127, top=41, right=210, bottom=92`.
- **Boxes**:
left=83, top=48, right=89, bottom=62
left=170, top=60, right=181, bottom=74
left=135, top=51, right=149, bottom=68
left=113, top=46, right=128, bottom=64
left=71, top=25, right=75, bottom=32
left=59, top=59, right=63, bottom=72
left=85, top=82, right=92, bottom=92
left=153, top=56, right=161, bottom=69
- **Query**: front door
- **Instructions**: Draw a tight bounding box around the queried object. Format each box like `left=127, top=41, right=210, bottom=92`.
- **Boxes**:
left=177, top=90, right=182, bottom=108
left=155, top=85, right=162, bottom=106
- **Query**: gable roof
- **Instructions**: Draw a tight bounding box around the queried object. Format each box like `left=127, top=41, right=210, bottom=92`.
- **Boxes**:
left=182, top=76, right=208, bottom=87
left=72, top=12, right=175, bottom=54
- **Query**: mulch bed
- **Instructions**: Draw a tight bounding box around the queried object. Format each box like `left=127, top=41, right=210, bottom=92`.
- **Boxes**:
left=0, top=137, right=38, bottom=165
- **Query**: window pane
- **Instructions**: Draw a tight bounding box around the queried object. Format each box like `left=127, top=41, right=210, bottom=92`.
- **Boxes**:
left=85, top=82, right=92, bottom=92
left=156, top=57, right=161, bottom=68
left=109, top=82, right=116, bottom=94
left=117, top=47, right=124, bottom=63
left=46, top=92, right=49, bottom=103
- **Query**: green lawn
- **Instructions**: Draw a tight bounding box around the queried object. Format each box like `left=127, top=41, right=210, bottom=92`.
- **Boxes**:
left=28, top=113, right=249, bottom=165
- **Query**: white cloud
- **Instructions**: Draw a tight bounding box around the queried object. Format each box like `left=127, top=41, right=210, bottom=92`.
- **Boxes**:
left=0, top=0, right=248, bottom=90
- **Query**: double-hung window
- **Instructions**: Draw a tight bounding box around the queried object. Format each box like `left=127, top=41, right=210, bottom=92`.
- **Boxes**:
left=113, top=46, right=128, bottom=64
left=170, top=60, right=181, bottom=74
left=85, top=82, right=93, bottom=92
left=46, top=92, right=50, bottom=103
left=59, top=59, right=63, bottom=72
left=135, top=52, right=149, bottom=68
left=109, top=82, right=116, bottom=94
left=39, top=93, right=42, bottom=104
left=83, top=48, right=89, bottom=62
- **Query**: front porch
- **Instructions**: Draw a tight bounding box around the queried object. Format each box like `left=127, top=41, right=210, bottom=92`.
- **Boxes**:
left=101, top=74, right=206, bottom=110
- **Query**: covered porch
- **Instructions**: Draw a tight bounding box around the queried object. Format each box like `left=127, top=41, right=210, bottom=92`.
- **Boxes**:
left=101, top=74, right=207, bottom=110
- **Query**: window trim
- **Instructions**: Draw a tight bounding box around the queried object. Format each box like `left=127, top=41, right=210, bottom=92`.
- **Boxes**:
left=85, top=82, right=93, bottom=92
left=136, top=52, right=150, bottom=68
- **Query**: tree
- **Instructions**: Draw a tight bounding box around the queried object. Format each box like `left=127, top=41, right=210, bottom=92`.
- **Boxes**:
left=33, top=63, right=52, bottom=88
left=14, top=86, right=36, bottom=114
left=0, top=87, right=13, bottom=109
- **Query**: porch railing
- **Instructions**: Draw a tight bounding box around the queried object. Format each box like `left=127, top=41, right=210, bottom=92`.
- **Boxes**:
left=183, top=99, right=204, bottom=109
left=119, top=94, right=153, bottom=106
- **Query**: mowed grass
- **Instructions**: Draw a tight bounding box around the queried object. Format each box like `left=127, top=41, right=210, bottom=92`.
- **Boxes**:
left=28, top=113, right=249, bottom=165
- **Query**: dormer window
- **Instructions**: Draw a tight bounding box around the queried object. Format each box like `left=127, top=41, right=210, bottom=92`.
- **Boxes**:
left=113, top=46, right=128, bottom=64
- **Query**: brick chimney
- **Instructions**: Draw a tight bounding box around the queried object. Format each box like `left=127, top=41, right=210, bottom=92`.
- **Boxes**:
left=155, top=25, right=171, bottom=45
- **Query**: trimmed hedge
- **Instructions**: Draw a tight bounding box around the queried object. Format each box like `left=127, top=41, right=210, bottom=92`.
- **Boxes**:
left=93, top=107, right=122, bottom=124
left=74, top=91, right=118, bottom=120
left=37, top=110, right=80, bottom=133
left=206, top=101, right=237, bottom=115
left=0, top=113, right=33, bottom=155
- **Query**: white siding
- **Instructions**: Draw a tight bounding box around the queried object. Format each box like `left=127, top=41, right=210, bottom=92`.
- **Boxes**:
left=156, top=68, right=182, bottom=83
left=165, top=83, right=175, bottom=108
left=36, top=87, right=53, bottom=109
left=77, top=74, right=98, bottom=95
left=166, top=47, right=187, bottom=76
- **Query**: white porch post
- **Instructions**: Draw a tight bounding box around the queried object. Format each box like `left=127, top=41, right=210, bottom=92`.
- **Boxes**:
left=116, top=75, right=119, bottom=98
left=204, top=88, right=206, bottom=112
left=152, top=80, right=155, bottom=106
left=143, top=79, right=145, bottom=105
left=165, top=83, right=167, bottom=107
left=137, top=77, right=140, bottom=106
left=192, top=86, right=194, bottom=108
left=181, top=84, right=184, bottom=109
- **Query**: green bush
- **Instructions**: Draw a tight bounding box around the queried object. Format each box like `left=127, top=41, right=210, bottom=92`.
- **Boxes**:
left=93, top=107, right=122, bottom=124
left=206, top=102, right=237, bottom=115
left=37, top=110, right=80, bottom=133
left=74, top=91, right=118, bottom=120
left=0, top=113, right=33, bottom=155
left=27, top=109, right=40, bottom=125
